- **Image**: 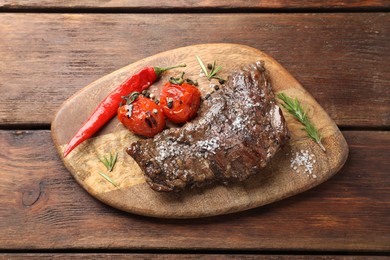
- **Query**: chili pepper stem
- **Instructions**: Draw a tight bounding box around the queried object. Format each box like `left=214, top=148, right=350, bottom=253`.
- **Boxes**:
left=154, top=64, right=186, bottom=77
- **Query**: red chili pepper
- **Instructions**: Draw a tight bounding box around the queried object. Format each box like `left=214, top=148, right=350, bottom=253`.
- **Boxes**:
left=63, top=64, right=186, bottom=157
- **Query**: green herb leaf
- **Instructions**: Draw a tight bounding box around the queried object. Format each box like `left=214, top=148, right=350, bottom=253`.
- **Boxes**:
left=99, top=152, right=118, bottom=172
left=277, top=93, right=326, bottom=152
left=209, top=65, right=222, bottom=78
left=196, top=55, right=226, bottom=82
left=97, top=152, right=119, bottom=187
left=98, top=171, right=118, bottom=187
left=196, top=55, right=209, bottom=78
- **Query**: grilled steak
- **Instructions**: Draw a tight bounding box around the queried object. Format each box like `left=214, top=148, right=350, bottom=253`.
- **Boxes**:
left=127, top=61, right=290, bottom=192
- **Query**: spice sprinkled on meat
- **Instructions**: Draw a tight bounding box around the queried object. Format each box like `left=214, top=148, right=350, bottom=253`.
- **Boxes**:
left=127, top=61, right=290, bottom=192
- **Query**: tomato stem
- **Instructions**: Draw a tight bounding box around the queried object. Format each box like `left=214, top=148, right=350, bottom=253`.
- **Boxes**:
left=122, top=92, right=140, bottom=105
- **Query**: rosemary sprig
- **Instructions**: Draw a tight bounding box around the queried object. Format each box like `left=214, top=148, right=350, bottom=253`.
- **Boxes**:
left=196, top=55, right=225, bottom=83
left=99, top=152, right=118, bottom=172
left=277, top=93, right=326, bottom=152
left=98, top=171, right=118, bottom=187
left=98, top=152, right=119, bottom=187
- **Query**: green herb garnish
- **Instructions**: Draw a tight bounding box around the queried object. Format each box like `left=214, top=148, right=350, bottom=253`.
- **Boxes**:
left=277, top=93, right=326, bottom=152
left=98, top=152, right=119, bottom=187
left=99, top=152, right=118, bottom=172
left=98, top=171, right=118, bottom=187
left=196, top=55, right=225, bottom=82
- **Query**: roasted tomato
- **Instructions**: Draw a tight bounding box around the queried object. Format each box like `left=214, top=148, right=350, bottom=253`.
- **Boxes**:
left=160, top=82, right=201, bottom=124
left=117, top=92, right=165, bottom=137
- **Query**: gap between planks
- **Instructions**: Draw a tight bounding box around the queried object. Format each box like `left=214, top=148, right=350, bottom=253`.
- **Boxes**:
left=0, top=251, right=389, bottom=258
left=0, top=7, right=390, bottom=14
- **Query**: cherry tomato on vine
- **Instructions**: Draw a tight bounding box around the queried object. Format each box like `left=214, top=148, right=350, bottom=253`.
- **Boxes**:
left=159, top=82, right=201, bottom=124
left=117, top=92, right=165, bottom=137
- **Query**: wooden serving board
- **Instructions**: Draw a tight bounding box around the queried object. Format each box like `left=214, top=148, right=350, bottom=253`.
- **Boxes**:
left=51, top=44, right=348, bottom=218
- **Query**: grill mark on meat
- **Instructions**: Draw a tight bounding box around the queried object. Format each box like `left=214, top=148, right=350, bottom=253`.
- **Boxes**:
left=127, top=61, right=290, bottom=192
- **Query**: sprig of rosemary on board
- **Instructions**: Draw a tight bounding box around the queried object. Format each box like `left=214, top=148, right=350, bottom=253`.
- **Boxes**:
left=277, top=93, right=326, bottom=152
left=99, top=152, right=118, bottom=172
left=196, top=55, right=226, bottom=83
left=98, top=152, right=119, bottom=187
left=98, top=171, right=118, bottom=187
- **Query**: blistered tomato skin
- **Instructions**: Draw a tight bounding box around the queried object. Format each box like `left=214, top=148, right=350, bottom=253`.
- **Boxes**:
left=117, top=96, right=165, bottom=137
left=160, top=82, right=201, bottom=124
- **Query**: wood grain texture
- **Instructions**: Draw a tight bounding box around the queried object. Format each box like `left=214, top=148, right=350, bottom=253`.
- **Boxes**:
left=0, top=13, right=388, bottom=127
left=0, top=0, right=389, bottom=10
left=0, top=130, right=388, bottom=250
left=0, top=254, right=387, bottom=259
left=51, top=44, right=348, bottom=218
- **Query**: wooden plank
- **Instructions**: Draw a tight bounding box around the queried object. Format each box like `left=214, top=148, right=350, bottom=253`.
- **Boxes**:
left=0, top=130, right=388, bottom=251
left=0, top=254, right=387, bottom=259
left=0, top=13, right=388, bottom=128
left=0, top=0, right=389, bottom=10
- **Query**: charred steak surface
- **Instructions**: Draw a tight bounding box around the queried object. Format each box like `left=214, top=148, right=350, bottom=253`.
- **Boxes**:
left=127, top=61, right=290, bottom=192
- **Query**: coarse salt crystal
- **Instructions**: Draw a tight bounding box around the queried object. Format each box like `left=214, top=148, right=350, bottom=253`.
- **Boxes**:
left=290, top=149, right=317, bottom=178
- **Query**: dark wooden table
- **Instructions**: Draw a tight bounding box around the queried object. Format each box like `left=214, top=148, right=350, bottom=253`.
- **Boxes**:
left=0, top=1, right=389, bottom=259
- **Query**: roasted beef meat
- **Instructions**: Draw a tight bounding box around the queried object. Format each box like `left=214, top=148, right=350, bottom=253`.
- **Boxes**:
left=127, top=61, right=290, bottom=192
